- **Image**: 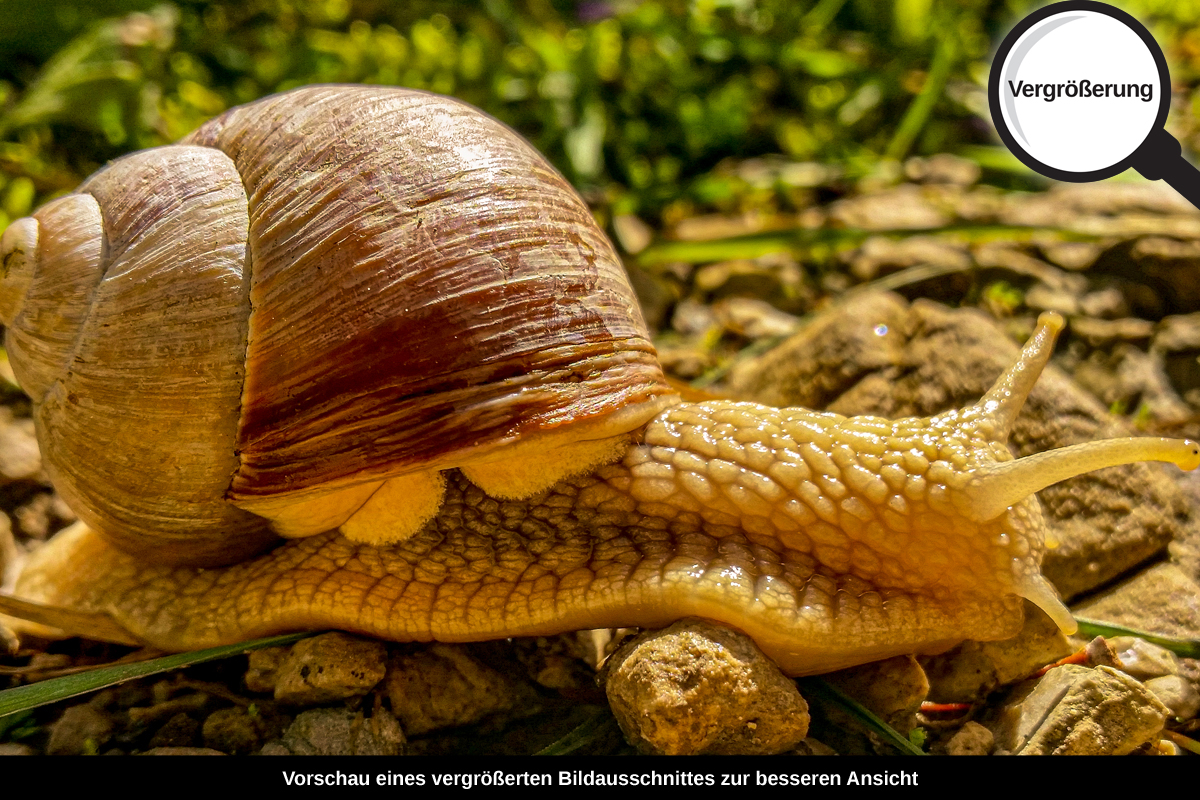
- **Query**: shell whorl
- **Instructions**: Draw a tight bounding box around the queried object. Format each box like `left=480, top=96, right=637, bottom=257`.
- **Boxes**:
left=0, top=86, right=673, bottom=565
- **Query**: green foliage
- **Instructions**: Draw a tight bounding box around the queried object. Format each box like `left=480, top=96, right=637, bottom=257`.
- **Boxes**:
left=0, top=0, right=1196, bottom=225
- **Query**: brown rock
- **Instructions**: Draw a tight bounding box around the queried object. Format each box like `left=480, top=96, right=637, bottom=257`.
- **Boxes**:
left=276, top=707, right=405, bottom=756
left=943, top=721, right=994, bottom=755
left=828, top=185, right=950, bottom=230
left=992, top=665, right=1168, bottom=755
left=272, top=632, right=387, bottom=706
left=147, top=712, right=200, bottom=749
left=201, top=707, right=269, bottom=755
left=921, top=603, right=1072, bottom=702
left=1107, top=635, right=1182, bottom=680
left=845, top=235, right=970, bottom=282
left=383, top=644, right=537, bottom=735
left=1073, top=562, right=1200, bottom=640
left=244, top=645, right=291, bottom=694
left=1143, top=675, right=1200, bottom=720
left=46, top=704, right=114, bottom=755
left=0, top=409, right=40, bottom=483
left=140, top=747, right=225, bottom=755
left=602, top=619, right=810, bottom=755
left=823, top=655, right=928, bottom=734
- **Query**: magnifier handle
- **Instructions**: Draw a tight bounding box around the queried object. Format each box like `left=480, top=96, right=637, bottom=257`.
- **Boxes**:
left=1132, top=128, right=1200, bottom=210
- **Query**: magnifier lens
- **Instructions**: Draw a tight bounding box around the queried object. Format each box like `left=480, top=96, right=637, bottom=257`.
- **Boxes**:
left=997, top=10, right=1163, bottom=176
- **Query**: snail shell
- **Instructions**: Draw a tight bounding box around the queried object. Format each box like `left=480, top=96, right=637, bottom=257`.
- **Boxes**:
left=0, top=85, right=676, bottom=566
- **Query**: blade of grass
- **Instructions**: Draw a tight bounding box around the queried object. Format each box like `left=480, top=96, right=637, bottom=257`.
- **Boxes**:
left=1074, top=617, right=1200, bottom=659
left=0, top=631, right=317, bottom=717
left=798, top=677, right=926, bottom=755
left=534, top=707, right=623, bottom=755
left=885, top=26, right=957, bottom=161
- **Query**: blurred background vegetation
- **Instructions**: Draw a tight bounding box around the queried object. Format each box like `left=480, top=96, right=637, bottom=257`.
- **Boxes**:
left=1, top=0, right=1200, bottom=234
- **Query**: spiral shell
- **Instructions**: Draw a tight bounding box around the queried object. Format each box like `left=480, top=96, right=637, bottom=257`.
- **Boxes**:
left=0, top=85, right=674, bottom=565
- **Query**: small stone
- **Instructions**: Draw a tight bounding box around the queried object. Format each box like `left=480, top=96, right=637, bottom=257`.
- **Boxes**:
left=712, top=297, right=802, bottom=339
left=1143, top=675, right=1200, bottom=720
left=1041, top=241, right=1102, bottom=271
left=148, top=712, right=200, bottom=749
left=921, top=601, right=1073, bottom=703
left=1025, top=282, right=1079, bottom=316
left=1068, top=316, right=1155, bottom=344
left=0, top=743, right=36, bottom=755
left=904, top=154, right=981, bottom=186
left=828, top=185, right=950, bottom=230
left=602, top=619, right=810, bottom=755
left=46, top=705, right=115, bottom=755
left=140, top=747, right=225, bottom=756
left=273, top=632, right=387, bottom=706
left=384, top=644, right=537, bottom=735
left=791, top=738, right=839, bottom=755
left=277, top=707, right=405, bottom=756
left=244, top=645, right=291, bottom=694
left=1072, top=563, right=1200, bottom=640
left=845, top=235, right=970, bottom=282
left=612, top=214, right=652, bottom=255
left=201, top=707, right=265, bottom=755
left=1083, top=636, right=1123, bottom=670
left=1079, top=287, right=1130, bottom=319
left=823, top=655, right=928, bottom=734
left=943, top=721, right=994, bottom=756
left=992, top=665, right=1169, bottom=755
left=1107, top=636, right=1182, bottom=680
left=0, top=409, right=40, bottom=483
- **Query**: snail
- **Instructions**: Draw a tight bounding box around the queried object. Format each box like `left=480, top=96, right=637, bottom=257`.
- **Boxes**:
left=2, top=85, right=1198, bottom=677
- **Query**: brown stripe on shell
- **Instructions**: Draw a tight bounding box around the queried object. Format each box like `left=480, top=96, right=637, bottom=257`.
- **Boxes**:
left=183, top=86, right=673, bottom=499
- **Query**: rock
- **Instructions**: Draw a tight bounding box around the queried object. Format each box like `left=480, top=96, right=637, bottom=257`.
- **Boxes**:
left=1069, top=344, right=1191, bottom=427
left=201, top=707, right=268, bottom=755
left=1107, top=636, right=1182, bottom=680
left=602, top=619, right=810, bottom=755
left=1068, top=316, right=1155, bottom=345
left=791, top=738, right=839, bottom=755
left=1143, top=675, right=1200, bottom=720
left=726, top=293, right=1198, bottom=599
left=383, top=644, right=537, bottom=736
left=827, top=185, right=951, bottom=230
left=1126, top=237, right=1200, bottom=313
left=244, top=645, right=291, bottom=694
left=711, top=297, right=802, bottom=339
left=904, top=154, right=980, bottom=186
left=46, top=704, right=115, bottom=755
left=992, top=665, right=1169, bottom=755
left=275, top=707, right=405, bottom=756
left=1023, top=282, right=1079, bottom=316
left=0, top=409, right=40, bottom=483
left=272, top=632, right=387, bottom=706
left=1072, top=562, right=1200, bottom=639
left=1079, top=287, right=1131, bottom=319
left=918, top=603, right=1073, bottom=703
left=844, top=235, right=971, bottom=282
left=147, top=712, right=200, bottom=749
left=942, top=721, right=994, bottom=755
left=140, top=747, right=224, bottom=755
left=822, top=655, right=928, bottom=734
left=1040, top=241, right=1103, bottom=271
left=612, top=214, right=652, bottom=255
left=1083, top=636, right=1123, bottom=670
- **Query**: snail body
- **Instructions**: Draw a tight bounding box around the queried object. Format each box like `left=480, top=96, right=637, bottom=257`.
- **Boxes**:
left=3, top=86, right=1198, bottom=675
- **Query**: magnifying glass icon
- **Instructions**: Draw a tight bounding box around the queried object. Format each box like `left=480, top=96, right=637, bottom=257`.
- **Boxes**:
left=990, top=0, right=1200, bottom=208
